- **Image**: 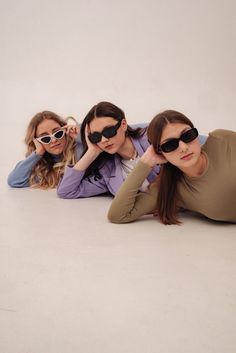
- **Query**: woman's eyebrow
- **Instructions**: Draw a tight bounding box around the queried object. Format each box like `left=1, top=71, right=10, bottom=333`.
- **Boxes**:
left=37, top=131, right=49, bottom=137
left=52, top=127, right=62, bottom=133
left=90, top=124, right=115, bottom=133
left=37, top=127, right=61, bottom=136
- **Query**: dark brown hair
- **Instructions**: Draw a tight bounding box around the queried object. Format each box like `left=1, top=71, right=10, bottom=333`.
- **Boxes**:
left=147, top=110, right=194, bottom=224
left=80, top=101, right=145, bottom=178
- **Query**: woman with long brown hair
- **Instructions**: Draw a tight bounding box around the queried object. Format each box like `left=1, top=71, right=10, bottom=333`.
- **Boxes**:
left=108, top=110, right=236, bottom=224
left=8, top=111, right=82, bottom=189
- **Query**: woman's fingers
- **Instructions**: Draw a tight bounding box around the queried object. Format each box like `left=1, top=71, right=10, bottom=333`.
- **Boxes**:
left=64, top=124, right=80, bottom=138
left=85, top=124, right=91, bottom=144
left=141, top=145, right=167, bottom=167
left=84, top=124, right=102, bottom=155
left=33, top=139, right=45, bottom=155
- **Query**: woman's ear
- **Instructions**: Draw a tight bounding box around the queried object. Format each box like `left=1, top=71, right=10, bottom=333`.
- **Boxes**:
left=121, top=118, right=128, bottom=131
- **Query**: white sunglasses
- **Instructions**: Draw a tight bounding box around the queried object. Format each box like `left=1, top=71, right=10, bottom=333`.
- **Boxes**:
left=36, top=129, right=65, bottom=145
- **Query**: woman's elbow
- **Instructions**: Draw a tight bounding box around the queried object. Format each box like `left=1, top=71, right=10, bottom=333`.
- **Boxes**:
left=57, top=187, right=70, bottom=199
left=7, top=175, right=25, bottom=188
left=107, top=209, right=120, bottom=223
left=7, top=175, right=15, bottom=187
left=107, top=208, right=130, bottom=224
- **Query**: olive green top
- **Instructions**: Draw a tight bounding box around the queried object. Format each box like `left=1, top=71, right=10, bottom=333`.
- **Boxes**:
left=108, top=129, right=236, bottom=223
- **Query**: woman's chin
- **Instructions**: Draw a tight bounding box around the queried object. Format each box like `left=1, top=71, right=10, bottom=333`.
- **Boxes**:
left=48, top=146, right=64, bottom=155
left=103, top=144, right=117, bottom=154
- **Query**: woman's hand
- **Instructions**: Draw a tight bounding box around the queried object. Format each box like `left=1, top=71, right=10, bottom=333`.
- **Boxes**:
left=72, top=124, right=102, bottom=171
left=33, top=139, right=45, bottom=156
left=141, top=145, right=167, bottom=167
left=64, top=124, right=80, bottom=139
left=84, top=124, right=102, bottom=157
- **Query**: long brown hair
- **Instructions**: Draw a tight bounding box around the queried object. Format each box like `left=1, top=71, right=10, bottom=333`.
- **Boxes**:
left=25, top=111, right=77, bottom=189
left=147, top=110, right=194, bottom=225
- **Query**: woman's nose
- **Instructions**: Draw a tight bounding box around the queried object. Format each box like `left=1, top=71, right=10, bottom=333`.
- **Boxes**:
left=179, top=140, right=188, bottom=152
left=50, top=137, right=57, bottom=144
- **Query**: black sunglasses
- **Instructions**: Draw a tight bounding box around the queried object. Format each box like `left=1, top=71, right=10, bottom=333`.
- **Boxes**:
left=159, top=128, right=199, bottom=153
left=88, top=120, right=122, bottom=144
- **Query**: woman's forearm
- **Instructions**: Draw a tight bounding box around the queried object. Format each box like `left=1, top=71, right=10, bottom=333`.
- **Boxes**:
left=73, top=149, right=100, bottom=171
left=108, top=160, right=158, bottom=223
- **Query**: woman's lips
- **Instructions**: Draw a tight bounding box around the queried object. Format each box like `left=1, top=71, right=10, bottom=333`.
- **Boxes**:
left=181, top=153, right=193, bottom=160
left=51, top=143, right=61, bottom=149
left=105, top=144, right=114, bottom=150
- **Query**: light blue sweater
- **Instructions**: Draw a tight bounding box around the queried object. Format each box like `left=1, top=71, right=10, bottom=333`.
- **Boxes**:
left=7, top=142, right=83, bottom=188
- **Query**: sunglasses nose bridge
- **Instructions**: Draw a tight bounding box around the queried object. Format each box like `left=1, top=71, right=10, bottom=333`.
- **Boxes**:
left=50, top=135, right=58, bottom=143
left=178, top=139, right=189, bottom=151
left=101, top=135, right=109, bottom=143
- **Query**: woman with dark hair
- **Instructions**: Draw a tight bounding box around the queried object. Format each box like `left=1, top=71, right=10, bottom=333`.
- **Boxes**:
left=108, top=110, right=236, bottom=224
left=57, top=101, right=161, bottom=198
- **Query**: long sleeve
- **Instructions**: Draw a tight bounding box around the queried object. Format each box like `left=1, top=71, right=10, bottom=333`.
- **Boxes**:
left=7, top=152, right=43, bottom=188
left=57, top=165, right=111, bottom=198
left=108, top=160, right=158, bottom=223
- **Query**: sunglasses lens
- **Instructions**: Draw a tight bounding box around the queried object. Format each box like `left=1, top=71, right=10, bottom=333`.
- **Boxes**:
left=181, top=128, right=198, bottom=143
left=103, top=126, right=117, bottom=139
left=54, top=130, right=64, bottom=139
left=88, top=132, right=102, bottom=144
left=161, top=140, right=179, bottom=153
left=40, top=136, right=51, bottom=144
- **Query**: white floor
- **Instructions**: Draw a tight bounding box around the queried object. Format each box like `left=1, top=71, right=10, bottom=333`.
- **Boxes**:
left=0, top=167, right=236, bottom=353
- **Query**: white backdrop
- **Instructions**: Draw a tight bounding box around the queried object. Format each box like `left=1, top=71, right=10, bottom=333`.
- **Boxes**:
left=1, top=0, right=236, bottom=176
left=1, top=3, right=236, bottom=352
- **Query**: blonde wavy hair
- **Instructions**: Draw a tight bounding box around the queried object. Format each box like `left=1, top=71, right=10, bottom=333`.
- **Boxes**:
left=25, top=111, right=77, bottom=189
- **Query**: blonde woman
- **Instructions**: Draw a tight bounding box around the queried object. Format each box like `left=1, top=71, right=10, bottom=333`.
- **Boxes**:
left=8, top=111, right=82, bottom=189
